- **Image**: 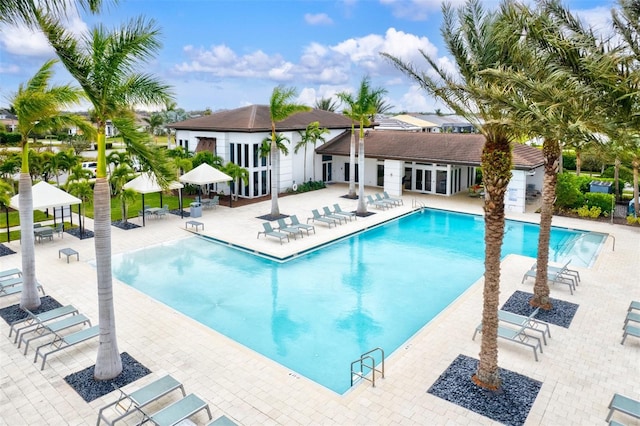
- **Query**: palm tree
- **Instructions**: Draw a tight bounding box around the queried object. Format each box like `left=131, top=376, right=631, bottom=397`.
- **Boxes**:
left=37, top=13, right=175, bottom=379
left=314, top=97, right=340, bottom=112
left=335, top=91, right=358, bottom=199
left=109, top=164, right=135, bottom=221
left=611, top=0, right=640, bottom=217
left=1, top=0, right=107, bottom=26
left=52, top=149, right=80, bottom=187
left=144, top=112, right=164, bottom=143
left=337, top=77, right=387, bottom=215
left=295, top=121, right=329, bottom=182
left=267, top=86, right=310, bottom=218
left=382, top=0, right=521, bottom=390
left=222, top=162, right=249, bottom=201
left=66, top=176, right=93, bottom=239
left=483, top=1, right=603, bottom=309
left=11, top=59, right=92, bottom=310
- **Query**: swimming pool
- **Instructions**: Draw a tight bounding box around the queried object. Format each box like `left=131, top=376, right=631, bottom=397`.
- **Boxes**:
left=111, top=209, right=606, bottom=394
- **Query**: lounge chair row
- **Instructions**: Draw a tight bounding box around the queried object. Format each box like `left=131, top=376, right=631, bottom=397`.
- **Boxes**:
left=621, top=300, right=640, bottom=345
left=6, top=301, right=99, bottom=370
left=522, top=260, right=580, bottom=295
left=307, top=205, right=355, bottom=228
left=366, top=192, right=403, bottom=210
left=97, top=374, right=215, bottom=426
left=473, top=308, right=551, bottom=361
left=0, top=268, right=45, bottom=299
left=258, top=215, right=316, bottom=244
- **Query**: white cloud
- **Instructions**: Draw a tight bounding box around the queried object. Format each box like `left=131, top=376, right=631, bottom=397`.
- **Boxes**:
left=0, top=4, right=89, bottom=57
left=304, top=13, right=333, bottom=25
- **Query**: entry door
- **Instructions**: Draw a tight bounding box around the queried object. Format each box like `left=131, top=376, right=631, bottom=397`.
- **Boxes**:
left=414, top=169, right=432, bottom=192
left=323, top=162, right=332, bottom=182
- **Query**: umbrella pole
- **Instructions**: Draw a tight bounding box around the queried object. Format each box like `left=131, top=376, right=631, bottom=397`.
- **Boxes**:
left=160, top=192, right=163, bottom=207
left=5, top=206, right=10, bottom=243
left=142, top=194, right=146, bottom=227
left=179, top=188, right=183, bottom=218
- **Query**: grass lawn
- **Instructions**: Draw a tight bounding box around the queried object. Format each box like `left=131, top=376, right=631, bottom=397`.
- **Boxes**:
left=0, top=191, right=196, bottom=243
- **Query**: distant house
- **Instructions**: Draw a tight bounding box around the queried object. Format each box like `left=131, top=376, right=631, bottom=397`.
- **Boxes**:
left=411, top=114, right=478, bottom=133
left=0, top=110, right=17, bottom=132
left=169, top=105, right=543, bottom=213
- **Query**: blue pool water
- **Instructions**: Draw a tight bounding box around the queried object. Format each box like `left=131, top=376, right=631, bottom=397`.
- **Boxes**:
left=111, top=209, right=606, bottom=394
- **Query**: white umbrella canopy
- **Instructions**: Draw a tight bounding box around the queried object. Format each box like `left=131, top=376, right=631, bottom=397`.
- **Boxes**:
left=179, top=163, right=232, bottom=185
left=123, top=173, right=184, bottom=194
left=10, top=181, right=81, bottom=211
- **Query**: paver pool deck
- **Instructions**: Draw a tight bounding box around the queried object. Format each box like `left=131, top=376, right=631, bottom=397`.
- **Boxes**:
left=0, top=184, right=638, bottom=425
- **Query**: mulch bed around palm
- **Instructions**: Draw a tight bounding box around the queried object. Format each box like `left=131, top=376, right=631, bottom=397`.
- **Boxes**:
left=0, top=295, right=63, bottom=325
left=501, top=290, right=579, bottom=328
left=428, top=354, right=542, bottom=426
left=0, top=243, right=16, bottom=257
left=64, top=352, right=151, bottom=402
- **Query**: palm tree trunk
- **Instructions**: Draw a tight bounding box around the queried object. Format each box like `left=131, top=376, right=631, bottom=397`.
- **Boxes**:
left=303, top=144, right=307, bottom=182
left=270, top=140, right=279, bottom=217
left=531, top=139, right=560, bottom=310
left=614, top=157, right=620, bottom=202
left=348, top=129, right=356, bottom=198
left=575, top=150, right=581, bottom=176
left=18, top=172, right=41, bottom=310
left=473, top=132, right=512, bottom=391
left=93, top=177, right=122, bottom=379
left=356, top=134, right=367, bottom=214
left=633, top=158, right=639, bottom=217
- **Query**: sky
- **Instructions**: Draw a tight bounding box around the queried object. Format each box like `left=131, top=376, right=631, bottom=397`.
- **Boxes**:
left=0, top=0, right=618, bottom=114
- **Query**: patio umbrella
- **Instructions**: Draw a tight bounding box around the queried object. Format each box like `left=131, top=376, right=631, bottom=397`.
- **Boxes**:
left=10, top=181, right=82, bottom=238
left=179, top=163, right=232, bottom=209
left=123, top=173, right=184, bottom=226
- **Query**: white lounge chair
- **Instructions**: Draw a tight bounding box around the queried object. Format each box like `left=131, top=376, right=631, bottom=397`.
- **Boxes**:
left=322, top=206, right=347, bottom=224
left=606, top=393, right=640, bottom=423
left=498, top=308, right=551, bottom=345
left=34, top=325, right=99, bottom=370
left=366, top=195, right=388, bottom=210
left=333, top=204, right=356, bottom=221
left=9, top=304, right=79, bottom=343
left=473, top=323, right=543, bottom=361
left=257, top=222, right=289, bottom=244
left=288, top=215, right=315, bottom=235
left=137, top=393, right=212, bottom=426
left=276, top=218, right=303, bottom=239
left=97, top=374, right=186, bottom=426
left=308, top=209, right=337, bottom=227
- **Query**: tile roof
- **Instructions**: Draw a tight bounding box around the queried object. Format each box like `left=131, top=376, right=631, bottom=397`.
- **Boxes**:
left=316, top=130, right=544, bottom=169
left=168, top=105, right=354, bottom=132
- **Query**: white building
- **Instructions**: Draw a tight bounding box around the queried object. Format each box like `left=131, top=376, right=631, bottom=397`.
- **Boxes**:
left=170, top=106, right=544, bottom=213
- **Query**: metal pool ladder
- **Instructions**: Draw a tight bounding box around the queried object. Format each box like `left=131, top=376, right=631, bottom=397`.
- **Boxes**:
left=351, top=347, right=385, bottom=387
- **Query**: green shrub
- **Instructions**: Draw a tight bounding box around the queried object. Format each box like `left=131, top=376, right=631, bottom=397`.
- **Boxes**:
left=555, top=173, right=584, bottom=209
left=627, top=215, right=639, bottom=225
left=576, top=205, right=602, bottom=218
left=584, top=192, right=615, bottom=213
left=0, top=132, right=21, bottom=145
left=601, top=164, right=633, bottom=182
left=562, top=151, right=576, bottom=170
left=292, top=180, right=326, bottom=193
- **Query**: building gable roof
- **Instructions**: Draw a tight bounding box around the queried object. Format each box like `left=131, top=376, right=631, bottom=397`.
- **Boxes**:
left=316, top=130, right=544, bottom=170
left=169, top=105, right=354, bottom=132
